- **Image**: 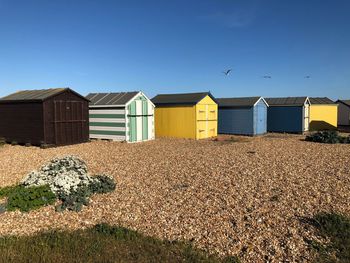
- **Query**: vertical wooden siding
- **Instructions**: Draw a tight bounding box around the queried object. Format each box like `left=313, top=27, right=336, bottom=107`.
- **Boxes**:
left=0, top=102, right=44, bottom=145
left=338, top=103, right=350, bottom=126
left=267, top=106, right=303, bottom=133
left=218, top=107, right=254, bottom=135
left=44, top=90, right=89, bottom=145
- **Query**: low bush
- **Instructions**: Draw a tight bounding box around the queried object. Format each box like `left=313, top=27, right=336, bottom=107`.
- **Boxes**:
left=0, top=156, right=116, bottom=213
left=56, top=175, right=116, bottom=212
left=6, top=185, right=56, bottom=212
left=56, top=185, right=91, bottom=212
left=89, top=174, right=116, bottom=194
left=305, top=131, right=350, bottom=144
left=0, top=185, right=21, bottom=198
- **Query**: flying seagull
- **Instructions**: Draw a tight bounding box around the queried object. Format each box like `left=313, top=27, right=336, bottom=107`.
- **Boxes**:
left=222, top=69, right=232, bottom=76
left=262, top=75, right=272, bottom=79
left=304, top=75, right=311, bottom=78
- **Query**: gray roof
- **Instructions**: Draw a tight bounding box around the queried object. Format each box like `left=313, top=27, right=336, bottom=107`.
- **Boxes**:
left=0, top=88, right=68, bottom=101
left=216, top=97, right=262, bottom=107
left=86, top=92, right=139, bottom=106
left=337, top=100, right=350, bottom=107
left=152, top=92, right=216, bottom=106
left=309, top=97, right=335, bottom=104
left=265, top=97, right=308, bottom=106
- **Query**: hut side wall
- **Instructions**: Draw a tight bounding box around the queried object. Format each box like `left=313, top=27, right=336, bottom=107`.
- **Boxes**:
left=154, top=105, right=196, bottom=139
left=0, top=102, right=44, bottom=145
left=253, top=99, right=268, bottom=135
left=267, top=106, right=303, bottom=133
left=218, top=107, right=254, bottom=135
left=44, top=90, right=89, bottom=145
left=338, top=102, right=350, bottom=126
left=309, top=105, right=338, bottom=131
left=89, top=107, right=126, bottom=141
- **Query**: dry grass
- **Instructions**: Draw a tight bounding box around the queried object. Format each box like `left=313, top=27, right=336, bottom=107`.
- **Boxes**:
left=0, top=134, right=349, bottom=262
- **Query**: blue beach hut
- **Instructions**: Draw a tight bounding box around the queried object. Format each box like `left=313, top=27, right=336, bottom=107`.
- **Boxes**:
left=217, top=97, right=268, bottom=135
left=266, top=97, right=310, bottom=133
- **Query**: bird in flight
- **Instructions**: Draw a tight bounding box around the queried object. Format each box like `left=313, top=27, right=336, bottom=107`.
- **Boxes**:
left=262, top=75, right=272, bottom=79
left=304, top=75, right=311, bottom=78
left=222, top=69, right=232, bottom=76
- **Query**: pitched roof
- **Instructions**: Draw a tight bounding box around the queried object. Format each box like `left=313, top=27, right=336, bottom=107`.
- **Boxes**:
left=309, top=97, right=335, bottom=104
left=216, top=97, right=264, bottom=107
left=337, top=100, right=350, bottom=107
left=86, top=92, right=139, bottom=106
left=0, top=88, right=68, bottom=102
left=265, top=97, right=308, bottom=106
left=152, top=92, right=216, bottom=106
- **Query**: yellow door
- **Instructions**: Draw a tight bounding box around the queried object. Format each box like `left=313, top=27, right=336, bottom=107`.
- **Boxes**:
left=208, top=105, right=217, bottom=120
left=208, top=121, right=217, bottom=137
left=196, top=104, right=207, bottom=120
left=197, top=121, right=208, bottom=139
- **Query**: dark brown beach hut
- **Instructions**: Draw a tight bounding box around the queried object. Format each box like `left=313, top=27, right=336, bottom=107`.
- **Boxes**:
left=0, top=88, right=89, bottom=146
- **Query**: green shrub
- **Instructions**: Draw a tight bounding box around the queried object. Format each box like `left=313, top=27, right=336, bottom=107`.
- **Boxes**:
left=56, top=186, right=91, bottom=212
left=56, top=175, right=116, bottom=212
left=0, top=185, right=21, bottom=198
left=89, top=174, right=116, bottom=194
left=305, top=131, right=349, bottom=144
left=6, top=185, right=56, bottom=212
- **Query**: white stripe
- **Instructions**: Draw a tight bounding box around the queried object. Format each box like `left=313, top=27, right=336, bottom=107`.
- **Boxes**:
left=148, top=116, right=154, bottom=140
left=136, top=116, right=142, bottom=141
left=136, top=100, right=142, bottom=115
left=148, top=103, right=154, bottom=115
left=89, top=118, right=125, bottom=123
left=89, top=109, right=125, bottom=114
left=90, top=134, right=126, bottom=141
left=89, top=126, right=126, bottom=132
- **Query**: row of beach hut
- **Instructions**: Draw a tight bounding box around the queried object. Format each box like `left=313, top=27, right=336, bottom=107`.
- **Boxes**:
left=0, top=88, right=347, bottom=146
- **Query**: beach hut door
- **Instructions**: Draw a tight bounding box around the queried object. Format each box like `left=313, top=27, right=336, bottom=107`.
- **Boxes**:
left=304, top=105, right=310, bottom=131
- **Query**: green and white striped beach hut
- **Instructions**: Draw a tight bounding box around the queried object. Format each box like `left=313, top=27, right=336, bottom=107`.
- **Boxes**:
left=86, top=91, right=155, bottom=142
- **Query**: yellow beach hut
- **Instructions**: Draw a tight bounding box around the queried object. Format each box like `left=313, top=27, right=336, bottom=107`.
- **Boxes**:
left=152, top=92, right=218, bottom=139
left=309, top=97, right=338, bottom=131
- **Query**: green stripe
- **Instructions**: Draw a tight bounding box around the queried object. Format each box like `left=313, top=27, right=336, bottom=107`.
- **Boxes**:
left=142, top=116, right=148, bottom=140
left=129, top=116, right=137, bottom=142
left=90, top=130, right=125, bottom=136
left=89, top=122, right=125, bottom=127
left=89, top=114, right=125, bottom=118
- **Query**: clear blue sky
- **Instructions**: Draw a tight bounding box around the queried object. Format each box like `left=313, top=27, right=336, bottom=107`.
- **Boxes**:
left=0, top=0, right=349, bottom=100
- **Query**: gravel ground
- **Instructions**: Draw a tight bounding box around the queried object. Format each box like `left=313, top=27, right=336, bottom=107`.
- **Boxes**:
left=0, top=135, right=349, bottom=262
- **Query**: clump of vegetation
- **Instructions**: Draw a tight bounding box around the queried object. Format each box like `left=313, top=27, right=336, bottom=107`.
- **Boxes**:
left=6, top=185, right=56, bottom=212
left=309, top=212, right=350, bottom=262
left=305, top=131, right=350, bottom=144
left=0, top=223, right=240, bottom=262
left=0, top=185, right=56, bottom=212
left=88, top=174, right=116, bottom=194
left=0, top=156, right=116, bottom=213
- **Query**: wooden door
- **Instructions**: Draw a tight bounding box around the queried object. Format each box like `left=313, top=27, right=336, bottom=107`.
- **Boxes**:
left=53, top=101, right=86, bottom=145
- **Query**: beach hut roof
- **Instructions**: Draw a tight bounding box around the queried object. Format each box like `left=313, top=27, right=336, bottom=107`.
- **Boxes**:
left=309, top=97, right=336, bottom=104
left=216, top=97, right=268, bottom=108
left=337, top=99, right=350, bottom=107
left=0, top=88, right=88, bottom=103
left=152, top=92, right=216, bottom=106
left=265, top=97, right=309, bottom=106
left=86, top=92, right=140, bottom=106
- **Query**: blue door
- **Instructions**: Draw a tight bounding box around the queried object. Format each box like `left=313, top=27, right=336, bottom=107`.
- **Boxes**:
left=255, top=100, right=267, bottom=135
